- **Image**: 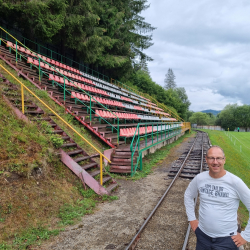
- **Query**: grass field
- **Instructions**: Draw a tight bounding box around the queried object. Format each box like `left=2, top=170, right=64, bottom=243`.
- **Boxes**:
left=201, top=129, right=250, bottom=228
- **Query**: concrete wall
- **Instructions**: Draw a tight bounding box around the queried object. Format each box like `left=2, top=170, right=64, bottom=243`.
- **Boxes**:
left=192, top=125, right=225, bottom=131
left=141, top=131, right=185, bottom=158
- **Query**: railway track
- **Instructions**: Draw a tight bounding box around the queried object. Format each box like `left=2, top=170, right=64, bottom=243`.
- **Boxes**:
left=125, top=131, right=211, bottom=250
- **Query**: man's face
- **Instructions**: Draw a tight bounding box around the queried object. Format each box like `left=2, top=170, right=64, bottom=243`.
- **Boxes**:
left=205, top=147, right=226, bottom=178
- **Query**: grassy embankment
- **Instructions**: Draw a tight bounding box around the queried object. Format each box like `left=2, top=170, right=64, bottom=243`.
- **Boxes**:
left=0, top=59, right=193, bottom=249
left=202, top=129, right=250, bottom=228
left=0, top=61, right=116, bottom=250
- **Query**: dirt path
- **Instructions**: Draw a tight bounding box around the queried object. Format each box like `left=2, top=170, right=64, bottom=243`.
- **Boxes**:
left=39, top=135, right=195, bottom=250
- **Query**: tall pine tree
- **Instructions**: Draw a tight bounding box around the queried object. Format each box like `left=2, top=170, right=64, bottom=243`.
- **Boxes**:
left=164, top=68, right=176, bottom=90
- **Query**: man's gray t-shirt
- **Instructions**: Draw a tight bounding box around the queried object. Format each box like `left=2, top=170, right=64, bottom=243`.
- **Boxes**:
left=184, top=171, right=250, bottom=241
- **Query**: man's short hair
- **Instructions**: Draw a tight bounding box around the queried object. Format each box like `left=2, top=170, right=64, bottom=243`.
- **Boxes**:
left=206, top=145, right=225, bottom=157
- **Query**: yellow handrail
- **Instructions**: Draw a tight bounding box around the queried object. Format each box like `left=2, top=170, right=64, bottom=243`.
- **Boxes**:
left=0, top=64, right=110, bottom=185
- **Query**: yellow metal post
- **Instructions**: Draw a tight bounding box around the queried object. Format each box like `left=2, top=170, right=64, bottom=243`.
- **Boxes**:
left=21, top=85, right=24, bottom=114
left=100, top=155, right=103, bottom=185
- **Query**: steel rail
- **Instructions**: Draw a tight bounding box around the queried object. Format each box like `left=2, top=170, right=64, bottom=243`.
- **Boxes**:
left=125, top=134, right=199, bottom=250
left=182, top=132, right=206, bottom=250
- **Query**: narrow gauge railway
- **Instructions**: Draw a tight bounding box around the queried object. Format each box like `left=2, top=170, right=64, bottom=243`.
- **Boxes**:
left=125, top=131, right=211, bottom=250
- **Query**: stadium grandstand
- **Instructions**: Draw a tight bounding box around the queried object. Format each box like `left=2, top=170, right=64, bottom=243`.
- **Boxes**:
left=0, top=26, right=190, bottom=193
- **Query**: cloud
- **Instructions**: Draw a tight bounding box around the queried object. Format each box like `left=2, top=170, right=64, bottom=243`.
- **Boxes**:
left=142, top=0, right=250, bottom=111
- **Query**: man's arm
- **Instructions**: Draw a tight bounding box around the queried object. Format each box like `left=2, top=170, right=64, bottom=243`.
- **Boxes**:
left=235, top=178, right=250, bottom=243
left=184, top=176, right=199, bottom=230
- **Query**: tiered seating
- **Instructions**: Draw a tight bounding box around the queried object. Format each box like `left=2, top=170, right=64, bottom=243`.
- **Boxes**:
left=7, top=41, right=167, bottom=112
left=1, top=39, right=180, bottom=148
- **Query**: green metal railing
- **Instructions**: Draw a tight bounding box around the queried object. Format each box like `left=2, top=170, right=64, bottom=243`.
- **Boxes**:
left=129, top=122, right=182, bottom=176
left=0, top=27, right=120, bottom=145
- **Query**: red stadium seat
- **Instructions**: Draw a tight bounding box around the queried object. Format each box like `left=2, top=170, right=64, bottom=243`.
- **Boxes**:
left=49, top=74, right=55, bottom=81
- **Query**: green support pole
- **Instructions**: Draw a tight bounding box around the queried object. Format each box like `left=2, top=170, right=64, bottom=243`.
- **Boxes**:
left=152, top=125, right=153, bottom=145
left=165, top=123, right=166, bottom=139
left=161, top=123, right=162, bottom=140
left=38, top=58, right=41, bottom=82
left=117, top=118, right=119, bottom=145
left=139, top=154, right=142, bottom=171
left=63, top=77, right=65, bottom=102
left=157, top=123, right=159, bottom=142
left=90, top=96, right=92, bottom=122
left=131, top=152, right=134, bottom=176
left=15, top=40, right=17, bottom=64
left=145, top=124, right=147, bottom=148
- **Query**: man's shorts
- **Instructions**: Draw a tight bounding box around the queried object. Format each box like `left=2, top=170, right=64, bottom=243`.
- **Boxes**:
left=195, top=227, right=239, bottom=250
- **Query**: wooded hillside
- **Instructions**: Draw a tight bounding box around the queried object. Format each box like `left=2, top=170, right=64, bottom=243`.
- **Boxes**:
left=0, top=0, right=190, bottom=119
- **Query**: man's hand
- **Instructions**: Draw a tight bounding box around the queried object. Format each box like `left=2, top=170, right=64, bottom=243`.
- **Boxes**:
left=190, top=220, right=199, bottom=232
left=231, top=233, right=247, bottom=247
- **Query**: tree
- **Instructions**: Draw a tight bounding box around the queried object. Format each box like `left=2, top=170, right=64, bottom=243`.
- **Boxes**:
left=0, top=0, right=155, bottom=77
left=127, top=69, right=191, bottom=120
left=187, top=110, right=194, bottom=121
left=189, top=112, right=209, bottom=125
left=216, top=104, right=250, bottom=131
left=164, top=68, right=176, bottom=90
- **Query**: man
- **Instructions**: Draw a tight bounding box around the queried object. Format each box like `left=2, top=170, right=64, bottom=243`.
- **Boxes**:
left=184, top=145, right=250, bottom=249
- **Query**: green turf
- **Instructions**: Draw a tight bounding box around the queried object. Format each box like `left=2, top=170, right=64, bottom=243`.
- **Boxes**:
left=200, top=129, right=250, bottom=228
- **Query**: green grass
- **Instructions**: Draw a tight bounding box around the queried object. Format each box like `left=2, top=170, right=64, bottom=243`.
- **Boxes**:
left=58, top=186, right=118, bottom=226
left=200, top=129, right=250, bottom=228
left=0, top=227, right=61, bottom=250
left=0, top=181, right=118, bottom=249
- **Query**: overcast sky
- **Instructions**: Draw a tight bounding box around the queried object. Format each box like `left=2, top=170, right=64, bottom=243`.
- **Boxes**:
left=142, top=0, right=250, bottom=111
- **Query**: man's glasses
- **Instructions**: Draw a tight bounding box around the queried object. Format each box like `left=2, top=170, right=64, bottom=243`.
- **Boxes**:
left=206, top=157, right=225, bottom=162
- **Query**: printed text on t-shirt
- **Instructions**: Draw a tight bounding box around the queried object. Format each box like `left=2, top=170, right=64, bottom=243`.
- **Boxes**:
left=199, top=184, right=229, bottom=198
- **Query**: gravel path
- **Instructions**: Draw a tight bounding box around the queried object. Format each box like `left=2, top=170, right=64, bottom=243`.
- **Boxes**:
left=135, top=178, right=190, bottom=250
left=38, top=135, right=196, bottom=250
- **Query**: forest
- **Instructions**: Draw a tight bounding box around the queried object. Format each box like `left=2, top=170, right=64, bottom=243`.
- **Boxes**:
left=188, top=104, right=250, bottom=131
left=0, top=0, right=190, bottom=119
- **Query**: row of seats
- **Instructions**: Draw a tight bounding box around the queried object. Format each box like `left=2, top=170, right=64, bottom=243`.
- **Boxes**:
left=95, top=110, right=140, bottom=120
left=71, top=91, right=151, bottom=113
left=29, top=59, right=94, bottom=86
left=121, top=96, right=132, bottom=103
left=134, top=106, right=144, bottom=111
left=120, top=126, right=157, bottom=137
left=5, top=40, right=175, bottom=120
left=6, top=41, right=157, bottom=109
left=7, top=42, right=81, bottom=74
left=7, top=41, right=163, bottom=112
left=49, top=74, right=108, bottom=96
left=71, top=92, right=124, bottom=107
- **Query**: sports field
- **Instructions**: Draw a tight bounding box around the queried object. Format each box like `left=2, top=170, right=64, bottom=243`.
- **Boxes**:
left=200, top=129, right=250, bottom=227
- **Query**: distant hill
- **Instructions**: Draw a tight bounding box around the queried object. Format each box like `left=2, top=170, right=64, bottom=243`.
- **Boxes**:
left=201, top=109, right=221, bottom=116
